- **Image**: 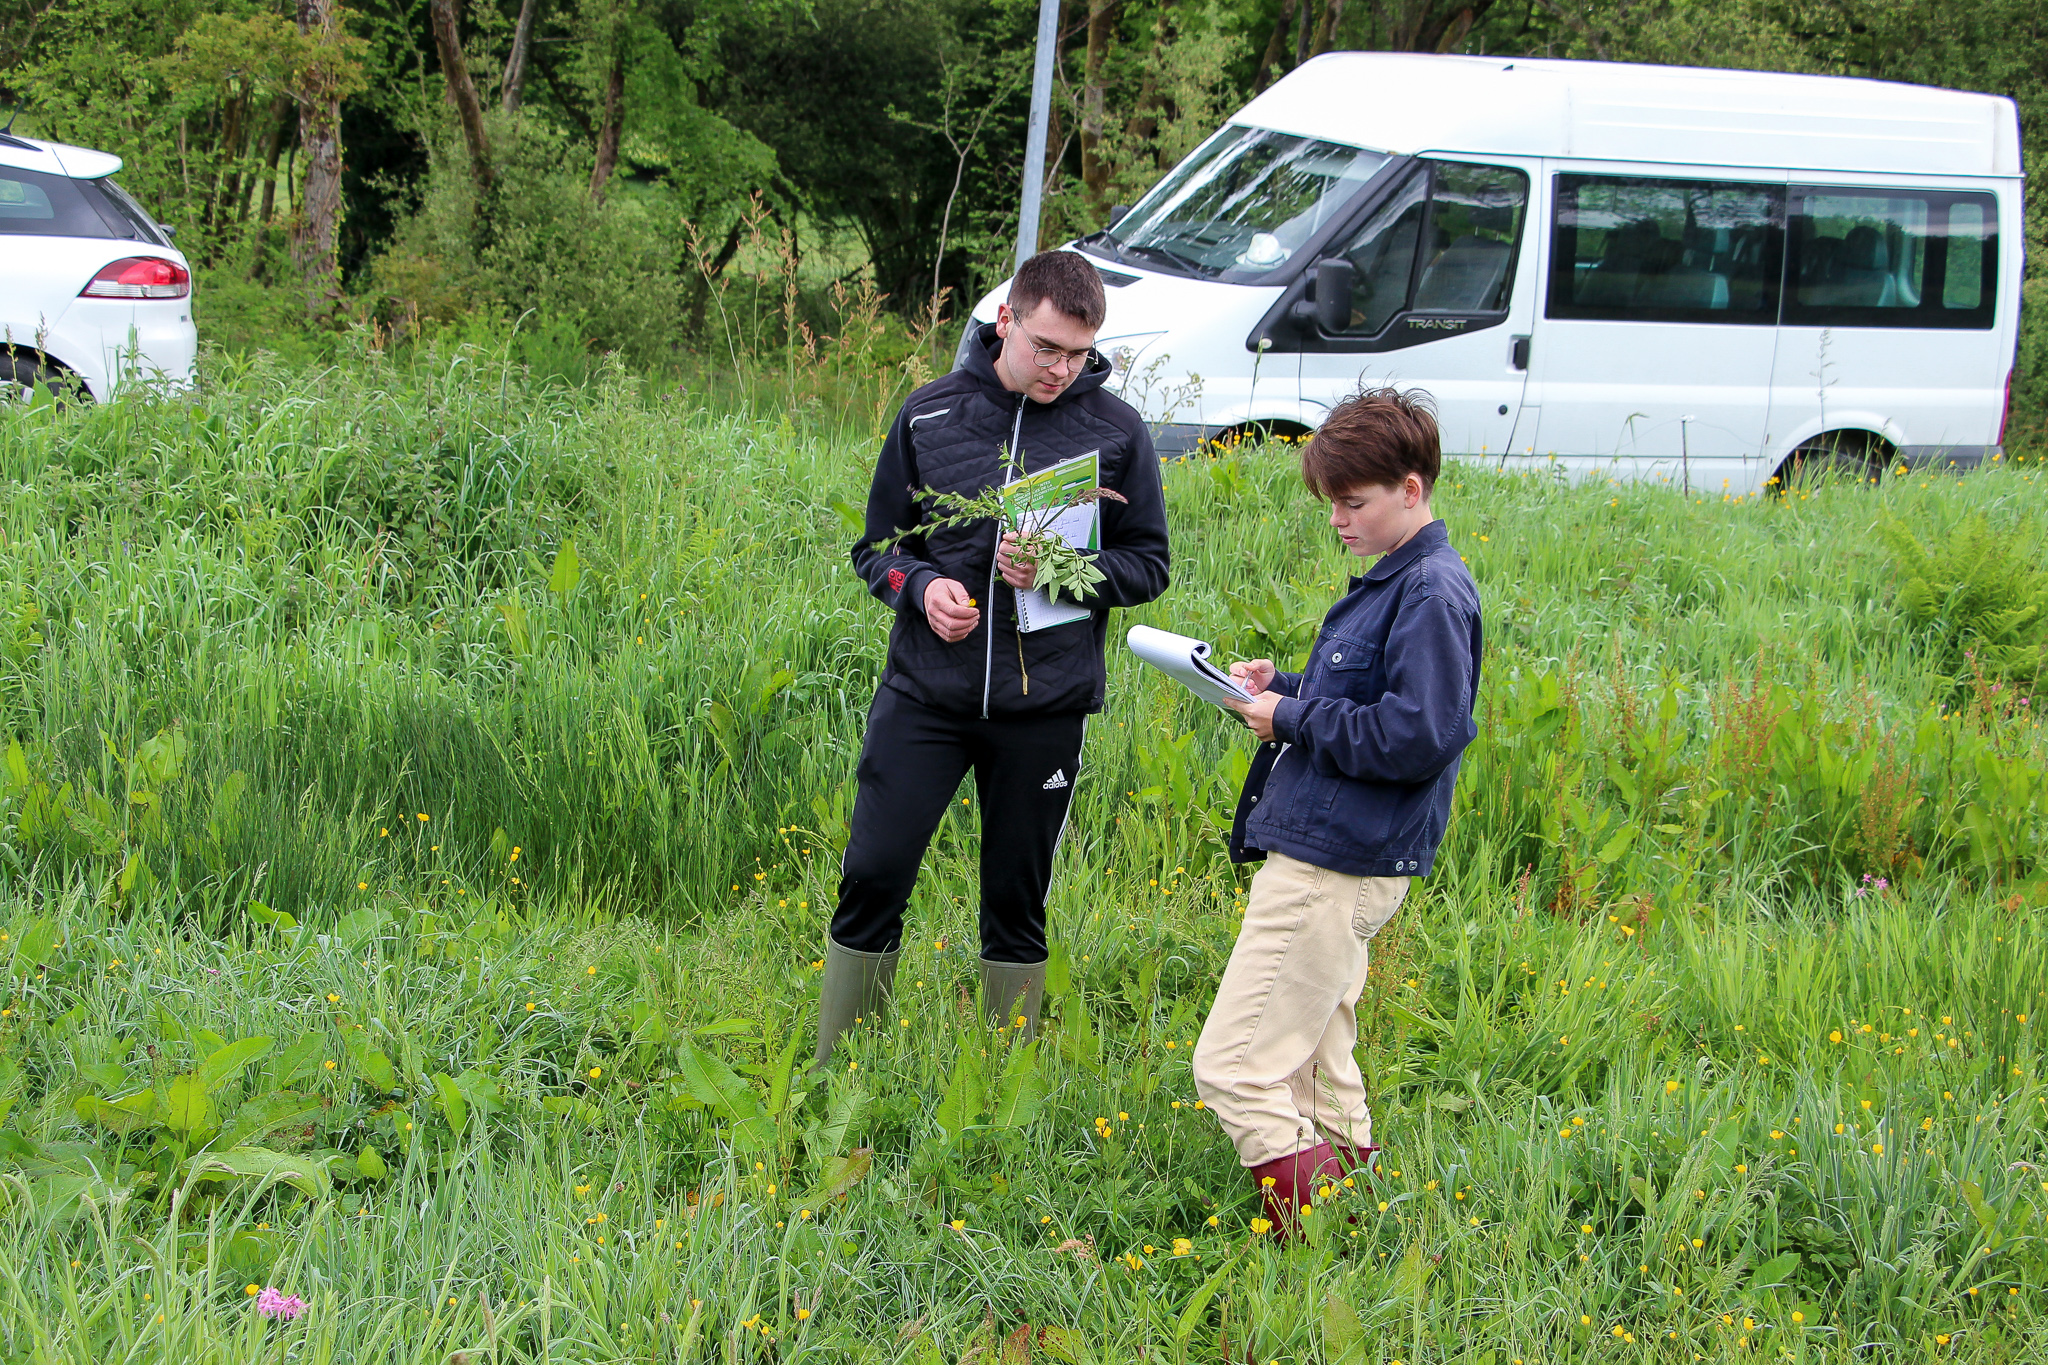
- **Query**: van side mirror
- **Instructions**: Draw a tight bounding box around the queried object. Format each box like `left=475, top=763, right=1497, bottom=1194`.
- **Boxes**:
left=1107, top=204, right=1130, bottom=229
left=1313, top=258, right=1355, bottom=334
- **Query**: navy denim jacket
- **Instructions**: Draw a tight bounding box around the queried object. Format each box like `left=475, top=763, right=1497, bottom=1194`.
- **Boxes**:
left=1231, top=519, right=1482, bottom=878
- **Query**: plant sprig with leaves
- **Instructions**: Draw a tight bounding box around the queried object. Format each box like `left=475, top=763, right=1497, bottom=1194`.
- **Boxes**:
left=884, top=483, right=1128, bottom=607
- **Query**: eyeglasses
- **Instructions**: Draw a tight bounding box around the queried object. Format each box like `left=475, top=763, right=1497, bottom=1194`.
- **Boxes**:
left=1016, top=323, right=1094, bottom=373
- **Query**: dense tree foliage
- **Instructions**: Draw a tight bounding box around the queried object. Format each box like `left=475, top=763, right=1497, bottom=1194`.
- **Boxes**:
left=1, top=0, right=2041, bottom=409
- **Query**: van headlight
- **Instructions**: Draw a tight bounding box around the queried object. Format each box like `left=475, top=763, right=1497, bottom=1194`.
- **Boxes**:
left=1097, top=333, right=1166, bottom=380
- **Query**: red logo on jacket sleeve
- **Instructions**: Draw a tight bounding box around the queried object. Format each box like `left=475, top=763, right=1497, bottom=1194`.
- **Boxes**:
left=887, top=568, right=908, bottom=593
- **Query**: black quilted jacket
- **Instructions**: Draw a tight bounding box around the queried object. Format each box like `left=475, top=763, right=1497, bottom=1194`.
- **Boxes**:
left=850, top=323, right=1171, bottom=718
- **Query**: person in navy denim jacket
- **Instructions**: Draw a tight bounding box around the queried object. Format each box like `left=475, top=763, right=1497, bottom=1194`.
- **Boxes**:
left=1192, top=386, right=1481, bottom=1235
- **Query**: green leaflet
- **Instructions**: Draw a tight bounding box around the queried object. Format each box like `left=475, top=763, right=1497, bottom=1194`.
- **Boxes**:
left=991, top=1041, right=1044, bottom=1129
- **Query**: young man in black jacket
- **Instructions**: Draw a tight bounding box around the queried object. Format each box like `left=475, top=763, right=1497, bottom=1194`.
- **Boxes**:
left=816, top=251, right=1171, bottom=1069
left=1202, top=387, right=1481, bottom=1233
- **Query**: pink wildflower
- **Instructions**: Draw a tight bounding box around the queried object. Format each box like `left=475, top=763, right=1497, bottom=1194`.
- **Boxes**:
left=255, top=1287, right=307, bottom=1320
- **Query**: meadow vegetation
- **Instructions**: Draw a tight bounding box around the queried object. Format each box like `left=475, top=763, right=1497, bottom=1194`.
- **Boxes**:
left=0, top=346, right=2045, bottom=1361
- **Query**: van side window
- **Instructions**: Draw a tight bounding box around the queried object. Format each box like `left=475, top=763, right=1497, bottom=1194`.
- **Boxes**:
left=1328, top=160, right=1528, bottom=335
left=1547, top=175, right=1783, bottom=323
left=1784, top=188, right=1996, bottom=329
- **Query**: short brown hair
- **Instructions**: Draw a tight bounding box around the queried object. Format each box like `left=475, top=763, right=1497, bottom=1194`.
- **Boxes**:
left=1010, top=251, right=1106, bottom=330
left=1300, top=386, right=1441, bottom=498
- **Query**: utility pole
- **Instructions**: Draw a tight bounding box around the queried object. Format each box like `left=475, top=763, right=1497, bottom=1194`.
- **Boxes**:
left=1015, top=0, right=1060, bottom=272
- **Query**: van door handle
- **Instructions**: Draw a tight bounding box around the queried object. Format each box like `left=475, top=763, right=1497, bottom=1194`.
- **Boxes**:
left=1510, top=335, right=1531, bottom=370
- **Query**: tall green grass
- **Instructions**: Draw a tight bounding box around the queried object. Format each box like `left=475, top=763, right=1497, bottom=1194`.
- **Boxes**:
left=0, top=348, right=2043, bottom=1361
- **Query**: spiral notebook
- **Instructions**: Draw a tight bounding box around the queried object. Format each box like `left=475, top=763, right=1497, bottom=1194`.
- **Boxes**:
left=1004, top=451, right=1100, bottom=633
left=1126, top=624, right=1255, bottom=708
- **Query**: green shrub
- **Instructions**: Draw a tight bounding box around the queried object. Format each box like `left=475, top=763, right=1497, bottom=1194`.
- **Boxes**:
left=1880, top=512, right=2048, bottom=687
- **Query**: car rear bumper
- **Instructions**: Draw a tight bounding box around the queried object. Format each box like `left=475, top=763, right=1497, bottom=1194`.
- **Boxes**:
left=51, top=298, right=197, bottom=398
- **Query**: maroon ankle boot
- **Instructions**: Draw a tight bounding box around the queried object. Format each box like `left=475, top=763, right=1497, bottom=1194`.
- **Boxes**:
left=1247, top=1141, right=1347, bottom=1237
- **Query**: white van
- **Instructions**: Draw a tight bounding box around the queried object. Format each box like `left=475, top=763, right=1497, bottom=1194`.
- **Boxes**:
left=963, top=54, right=2023, bottom=490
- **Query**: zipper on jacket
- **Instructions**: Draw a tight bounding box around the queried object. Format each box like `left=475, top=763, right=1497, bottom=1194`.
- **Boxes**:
left=983, top=393, right=1027, bottom=719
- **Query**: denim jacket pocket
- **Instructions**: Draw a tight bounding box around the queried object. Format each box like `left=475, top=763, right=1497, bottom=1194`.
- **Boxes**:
left=1322, top=639, right=1381, bottom=703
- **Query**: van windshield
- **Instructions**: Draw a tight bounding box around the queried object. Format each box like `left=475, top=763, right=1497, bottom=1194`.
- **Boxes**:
left=1086, top=126, right=1388, bottom=281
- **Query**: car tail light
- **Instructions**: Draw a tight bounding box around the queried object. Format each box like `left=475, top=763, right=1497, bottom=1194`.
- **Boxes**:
left=79, top=256, right=190, bottom=300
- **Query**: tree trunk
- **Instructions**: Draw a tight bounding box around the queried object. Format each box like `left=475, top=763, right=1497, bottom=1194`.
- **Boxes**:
left=1388, top=1, right=1499, bottom=53
left=1078, top=0, right=1113, bottom=213
left=429, top=0, right=493, bottom=193
left=1125, top=0, right=1174, bottom=149
left=292, top=0, right=345, bottom=310
left=1309, top=0, right=1344, bottom=55
left=217, top=87, right=247, bottom=232
left=588, top=45, right=625, bottom=201
left=1253, top=0, right=1300, bottom=94
left=501, top=0, right=546, bottom=115
left=256, top=91, right=294, bottom=227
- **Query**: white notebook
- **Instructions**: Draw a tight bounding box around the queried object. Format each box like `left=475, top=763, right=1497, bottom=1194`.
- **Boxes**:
left=1126, top=624, right=1255, bottom=708
left=1004, top=451, right=1100, bottom=633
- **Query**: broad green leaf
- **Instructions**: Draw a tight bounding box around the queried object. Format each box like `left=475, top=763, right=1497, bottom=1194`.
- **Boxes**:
left=3, top=738, right=28, bottom=788
left=541, top=1095, right=605, bottom=1125
left=75, top=1090, right=157, bottom=1133
left=813, top=1146, right=872, bottom=1201
left=1390, top=1242, right=1432, bottom=1302
left=547, top=538, right=581, bottom=596
left=1751, top=1251, right=1801, bottom=1290
left=357, top=1147, right=388, bottom=1180
left=79, top=1062, right=126, bottom=1090
left=1044, top=940, right=1073, bottom=997
left=182, top=1146, right=332, bottom=1199
left=675, top=1038, right=766, bottom=1123
left=807, top=1088, right=866, bottom=1163
left=991, top=1042, right=1044, bottom=1130
left=117, top=850, right=156, bottom=902
left=453, top=1068, right=504, bottom=1122
left=1323, top=1291, right=1367, bottom=1363
left=346, top=1031, right=396, bottom=1092
left=431, top=1072, right=468, bottom=1136
left=1036, top=1325, right=1089, bottom=1363
left=1058, top=997, right=1100, bottom=1069
left=215, top=1092, right=324, bottom=1150
left=268, top=1030, right=323, bottom=1086
left=246, top=900, right=298, bottom=931
left=198, top=1036, right=273, bottom=1094
left=334, top=907, right=387, bottom=948
left=1596, top=824, right=1635, bottom=864
left=11, top=917, right=56, bottom=971
left=1175, top=1254, right=1236, bottom=1342
left=497, top=597, right=531, bottom=656
left=934, top=1046, right=985, bottom=1138
left=765, top=1032, right=801, bottom=1119
left=162, top=1074, right=217, bottom=1137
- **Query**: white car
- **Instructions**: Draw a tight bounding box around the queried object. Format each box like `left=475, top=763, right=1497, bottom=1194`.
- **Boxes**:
left=1, top=127, right=197, bottom=402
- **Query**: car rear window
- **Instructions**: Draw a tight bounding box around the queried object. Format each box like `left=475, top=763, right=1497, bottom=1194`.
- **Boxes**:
left=0, top=165, right=117, bottom=238
left=85, top=176, right=170, bottom=246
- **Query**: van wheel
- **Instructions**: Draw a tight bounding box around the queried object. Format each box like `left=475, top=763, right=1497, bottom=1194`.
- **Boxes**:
left=1773, top=431, right=1892, bottom=491
left=0, top=356, right=78, bottom=406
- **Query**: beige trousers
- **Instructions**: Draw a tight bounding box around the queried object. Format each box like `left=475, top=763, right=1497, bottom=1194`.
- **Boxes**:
left=1193, top=851, right=1409, bottom=1167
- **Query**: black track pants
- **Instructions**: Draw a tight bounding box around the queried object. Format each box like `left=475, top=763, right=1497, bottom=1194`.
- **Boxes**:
left=832, top=686, right=1086, bottom=964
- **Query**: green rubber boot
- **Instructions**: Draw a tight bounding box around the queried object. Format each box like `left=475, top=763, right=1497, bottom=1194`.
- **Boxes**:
left=979, top=955, right=1048, bottom=1042
left=813, top=938, right=899, bottom=1072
